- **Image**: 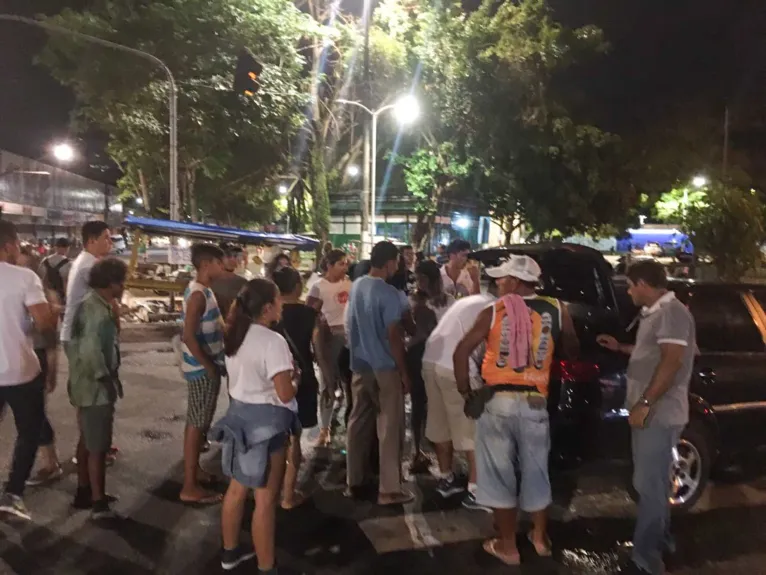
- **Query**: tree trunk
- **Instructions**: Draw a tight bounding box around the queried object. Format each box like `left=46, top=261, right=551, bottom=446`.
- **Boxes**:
left=188, top=169, right=198, bottom=222
left=138, top=169, right=151, bottom=214
left=309, top=131, right=330, bottom=244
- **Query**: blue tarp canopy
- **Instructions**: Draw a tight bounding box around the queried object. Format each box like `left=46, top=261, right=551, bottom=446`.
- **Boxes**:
left=616, top=228, right=693, bottom=254
left=123, top=215, right=319, bottom=251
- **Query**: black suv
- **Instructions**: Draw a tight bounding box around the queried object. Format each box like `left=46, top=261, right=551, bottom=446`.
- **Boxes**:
left=470, top=244, right=766, bottom=510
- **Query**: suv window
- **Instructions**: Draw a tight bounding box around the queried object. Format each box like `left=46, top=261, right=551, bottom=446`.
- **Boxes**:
left=538, top=252, right=605, bottom=307
left=682, top=287, right=763, bottom=353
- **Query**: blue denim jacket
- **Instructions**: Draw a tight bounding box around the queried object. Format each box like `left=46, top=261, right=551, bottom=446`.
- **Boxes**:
left=209, top=399, right=299, bottom=488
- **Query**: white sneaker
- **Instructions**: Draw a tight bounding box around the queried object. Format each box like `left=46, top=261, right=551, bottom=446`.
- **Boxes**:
left=0, top=493, right=32, bottom=520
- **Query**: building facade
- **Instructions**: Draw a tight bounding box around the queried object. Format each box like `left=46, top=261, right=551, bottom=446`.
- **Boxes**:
left=0, top=149, right=118, bottom=239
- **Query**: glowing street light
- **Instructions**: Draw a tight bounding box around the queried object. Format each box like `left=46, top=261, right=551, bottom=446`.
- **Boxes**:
left=692, top=176, right=707, bottom=188
left=52, top=142, right=75, bottom=163
left=346, top=164, right=360, bottom=178
left=278, top=184, right=289, bottom=195
left=136, top=197, right=144, bottom=206
left=392, top=94, right=420, bottom=126
left=336, top=94, right=422, bottom=239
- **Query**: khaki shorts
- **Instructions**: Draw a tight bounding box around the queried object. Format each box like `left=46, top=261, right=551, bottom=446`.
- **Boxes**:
left=79, top=404, right=115, bottom=453
left=423, top=362, right=475, bottom=451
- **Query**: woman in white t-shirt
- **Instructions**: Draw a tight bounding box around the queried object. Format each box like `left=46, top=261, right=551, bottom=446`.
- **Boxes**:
left=306, top=249, right=351, bottom=446
left=216, top=279, right=297, bottom=573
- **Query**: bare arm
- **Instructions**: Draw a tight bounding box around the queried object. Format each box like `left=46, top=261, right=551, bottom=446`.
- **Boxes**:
left=312, top=314, right=333, bottom=380
left=560, top=304, right=580, bottom=360
left=596, top=334, right=634, bottom=356
left=454, top=308, right=492, bottom=395
left=305, top=295, right=323, bottom=312
left=27, top=302, right=57, bottom=336
left=468, top=265, right=481, bottom=295
left=273, top=370, right=297, bottom=404
left=182, top=291, right=216, bottom=376
left=387, top=321, right=410, bottom=393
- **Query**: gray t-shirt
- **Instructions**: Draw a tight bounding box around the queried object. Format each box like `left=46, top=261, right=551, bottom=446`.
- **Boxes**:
left=211, top=273, right=248, bottom=319
left=626, top=292, right=696, bottom=427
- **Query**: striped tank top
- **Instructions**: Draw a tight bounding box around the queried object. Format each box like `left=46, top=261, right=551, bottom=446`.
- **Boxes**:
left=181, top=281, right=225, bottom=381
left=481, top=294, right=562, bottom=397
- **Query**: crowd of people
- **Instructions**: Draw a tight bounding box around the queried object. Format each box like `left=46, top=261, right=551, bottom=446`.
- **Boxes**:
left=0, top=219, right=695, bottom=575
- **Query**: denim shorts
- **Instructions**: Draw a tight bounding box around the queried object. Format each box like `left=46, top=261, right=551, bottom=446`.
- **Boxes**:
left=475, top=393, right=551, bottom=512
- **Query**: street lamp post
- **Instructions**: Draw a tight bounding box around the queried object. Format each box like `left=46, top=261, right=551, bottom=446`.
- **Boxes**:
left=0, top=14, right=180, bottom=221
left=337, top=95, right=420, bottom=241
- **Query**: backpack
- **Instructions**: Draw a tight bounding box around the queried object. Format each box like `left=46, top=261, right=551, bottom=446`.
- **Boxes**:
left=43, top=257, right=69, bottom=302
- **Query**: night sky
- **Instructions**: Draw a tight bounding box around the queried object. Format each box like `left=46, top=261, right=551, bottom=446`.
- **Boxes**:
left=1, top=0, right=765, bottom=185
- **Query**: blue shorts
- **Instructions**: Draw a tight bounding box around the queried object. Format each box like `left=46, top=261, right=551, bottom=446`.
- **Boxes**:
left=475, top=393, right=551, bottom=512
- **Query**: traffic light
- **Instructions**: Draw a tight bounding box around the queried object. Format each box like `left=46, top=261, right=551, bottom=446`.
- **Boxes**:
left=233, top=49, right=263, bottom=96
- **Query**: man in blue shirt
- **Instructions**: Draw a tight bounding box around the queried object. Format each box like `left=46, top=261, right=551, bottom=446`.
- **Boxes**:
left=345, top=241, right=412, bottom=505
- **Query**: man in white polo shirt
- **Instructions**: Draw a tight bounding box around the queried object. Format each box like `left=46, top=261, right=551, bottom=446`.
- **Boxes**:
left=598, top=260, right=695, bottom=575
left=0, top=220, right=57, bottom=519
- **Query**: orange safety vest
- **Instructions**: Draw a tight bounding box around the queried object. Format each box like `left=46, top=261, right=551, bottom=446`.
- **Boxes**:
left=481, top=295, right=562, bottom=397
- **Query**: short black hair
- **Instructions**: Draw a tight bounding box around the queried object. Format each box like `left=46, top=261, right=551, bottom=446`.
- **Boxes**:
left=447, top=239, right=471, bottom=255
left=219, top=242, right=243, bottom=257
left=0, top=220, right=18, bottom=247
left=55, top=237, right=71, bottom=248
left=89, top=257, right=128, bottom=289
left=191, top=243, right=224, bottom=270
left=370, top=241, right=400, bottom=268
left=627, top=260, right=668, bottom=289
left=81, top=221, right=110, bottom=245
left=273, top=266, right=302, bottom=295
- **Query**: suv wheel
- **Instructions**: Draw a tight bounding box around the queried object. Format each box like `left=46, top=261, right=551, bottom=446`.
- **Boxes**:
left=669, top=421, right=710, bottom=509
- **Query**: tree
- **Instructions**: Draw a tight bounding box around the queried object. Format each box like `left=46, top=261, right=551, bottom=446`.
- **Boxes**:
left=685, top=185, right=765, bottom=280
left=653, top=186, right=708, bottom=224
left=38, top=0, right=308, bottom=225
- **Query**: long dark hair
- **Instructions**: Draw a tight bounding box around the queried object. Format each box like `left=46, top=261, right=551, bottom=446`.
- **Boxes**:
left=415, top=260, right=448, bottom=307
left=224, top=278, right=279, bottom=356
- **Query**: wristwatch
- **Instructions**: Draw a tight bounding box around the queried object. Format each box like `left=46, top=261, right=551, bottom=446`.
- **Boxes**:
left=637, top=395, right=652, bottom=407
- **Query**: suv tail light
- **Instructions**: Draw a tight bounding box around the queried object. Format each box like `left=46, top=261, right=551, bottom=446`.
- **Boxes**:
left=555, top=360, right=600, bottom=383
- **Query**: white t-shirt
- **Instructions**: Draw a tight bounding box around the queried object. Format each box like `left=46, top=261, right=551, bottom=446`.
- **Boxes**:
left=307, top=277, right=352, bottom=328
left=0, top=263, right=47, bottom=386
left=61, top=251, right=98, bottom=342
left=423, top=293, right=495, bottom=370
left=225, top=324, right=297, bottom=411
left=440, top=265, right=475, bottom=299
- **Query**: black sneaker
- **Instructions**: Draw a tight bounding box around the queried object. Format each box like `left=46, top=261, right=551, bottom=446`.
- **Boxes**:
left=90, top=500, right=119, bottom=521
left=435, top=476, right=464, bottom=498
left=73, top=487, right=119, bottom=510
left=461, top=492, right=492, bottom=512
left=221, top=544, right=257, bottom=571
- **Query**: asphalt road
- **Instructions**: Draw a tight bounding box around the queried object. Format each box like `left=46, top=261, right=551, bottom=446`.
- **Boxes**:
left=3, top=332, right=766, bottom=575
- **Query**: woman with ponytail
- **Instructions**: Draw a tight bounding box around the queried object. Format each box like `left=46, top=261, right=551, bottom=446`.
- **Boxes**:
left=210, top=279, right=298, bottom=574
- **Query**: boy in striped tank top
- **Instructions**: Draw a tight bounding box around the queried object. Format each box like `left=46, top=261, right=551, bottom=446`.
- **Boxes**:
left=180, top=243, right=226, bottom=505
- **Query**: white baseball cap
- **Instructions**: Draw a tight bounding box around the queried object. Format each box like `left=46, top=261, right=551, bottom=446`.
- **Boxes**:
left=485, top=255, right=542, bottom=282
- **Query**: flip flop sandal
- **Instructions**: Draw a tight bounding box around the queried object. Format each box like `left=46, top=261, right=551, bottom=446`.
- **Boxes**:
left=281, top=491, right=310, bottom=510
left=527, top=531, right=553, bottom=557
left=483, top=538, right=521, bottom=566
left=377, top=491, right=415, bottom=506
left=179, top=493, right=223, bottom=507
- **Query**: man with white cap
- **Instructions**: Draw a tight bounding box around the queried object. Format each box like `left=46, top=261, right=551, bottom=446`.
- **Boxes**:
left=453, top=255, right=579, bottom=566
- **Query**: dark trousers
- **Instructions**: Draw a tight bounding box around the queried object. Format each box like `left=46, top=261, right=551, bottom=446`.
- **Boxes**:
left=34, top=349, right=55, bottom=446
left=0, top=378, right=45, bottom=496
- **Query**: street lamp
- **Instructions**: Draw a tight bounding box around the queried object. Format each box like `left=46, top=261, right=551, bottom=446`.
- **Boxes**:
left=337, top=95, right=421, bottom=241
left=346, top=164, right=360, bottom=178
left=692, top=176, right=707, bottom=188
left=136, top=197, right=144, bottom=206
left=52, top=142, right=75, bottom=163
left=278, top=184, right=289, bottom=195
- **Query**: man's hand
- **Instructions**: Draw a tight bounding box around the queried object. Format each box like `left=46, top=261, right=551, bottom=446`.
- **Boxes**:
left=467, top=262, right=481, bottom=294
left=628, top=403, right=651, bottom=428
left=45, top=369, right=57, bottom=394
left=401, top=372, right=412, bottom=395
left=596, top=334, right=620, bottom=352
left=205, top=364, right=219, bottom=381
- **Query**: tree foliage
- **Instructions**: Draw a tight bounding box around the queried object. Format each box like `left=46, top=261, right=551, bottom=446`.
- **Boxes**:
left=38, top=0, right=309, bottom=224
left=685, top=185, right=765, bottom=281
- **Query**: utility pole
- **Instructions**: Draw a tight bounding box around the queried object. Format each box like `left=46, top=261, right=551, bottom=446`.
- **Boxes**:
left=0, top=14, right=180, bottom=221
left=722, top=106, right=730, bottom=183
left=361, top=0, right=372, bottom=256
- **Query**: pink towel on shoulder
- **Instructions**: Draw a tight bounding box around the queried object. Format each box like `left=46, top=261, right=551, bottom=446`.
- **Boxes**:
left=500, top=294, right=533, bottom=370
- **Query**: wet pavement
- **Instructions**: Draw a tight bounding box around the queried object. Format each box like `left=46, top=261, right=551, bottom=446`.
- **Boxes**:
left=2, top=331, right=766, bottom=574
